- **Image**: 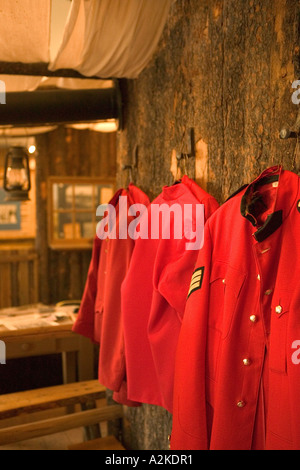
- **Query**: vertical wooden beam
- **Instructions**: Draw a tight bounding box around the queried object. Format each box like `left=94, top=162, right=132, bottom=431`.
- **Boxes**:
left=17, top=259, right=30, bottom=306
left=35, top=133, right=51, bottom=304
left=0, top=263, right=12, bottom=308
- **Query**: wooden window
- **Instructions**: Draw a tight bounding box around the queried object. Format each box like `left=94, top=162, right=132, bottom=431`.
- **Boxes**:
left=48, top=177, right=115, bottom=249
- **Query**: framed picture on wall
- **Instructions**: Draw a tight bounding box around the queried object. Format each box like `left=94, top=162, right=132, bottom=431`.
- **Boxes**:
left=0, top=188, right=21, bottom=231
left=47, top=176, right=116, bottom=249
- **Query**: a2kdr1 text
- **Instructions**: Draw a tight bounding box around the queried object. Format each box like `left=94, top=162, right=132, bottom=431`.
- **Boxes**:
left=105, top=455, right=192, bottom=467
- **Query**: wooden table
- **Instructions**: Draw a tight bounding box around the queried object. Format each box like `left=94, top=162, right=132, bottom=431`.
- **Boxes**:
left=0, top=304, right=95, bottom=384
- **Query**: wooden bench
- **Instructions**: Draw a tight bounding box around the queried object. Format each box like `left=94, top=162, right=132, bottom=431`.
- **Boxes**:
left=0, top=380, right=124, bottom=447
left=68, top=435, right=126, bottom=451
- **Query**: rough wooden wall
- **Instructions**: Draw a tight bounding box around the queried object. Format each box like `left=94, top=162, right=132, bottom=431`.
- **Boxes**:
left=117, top=0, right=300, bottom=450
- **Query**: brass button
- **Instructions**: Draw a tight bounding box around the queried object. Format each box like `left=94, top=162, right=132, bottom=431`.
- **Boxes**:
left=264, top=289, right=272, bottom=296
left=237, top=401, right=246, bottom=408
left=257, top=274, right=261, bottom=281
left=222, top=279, right=226, bottom=284
left=275, top=305, right=283, bottom=315
left=250, top=315, right=257, bottom=323
left=243, top=358, right=251, bottom=366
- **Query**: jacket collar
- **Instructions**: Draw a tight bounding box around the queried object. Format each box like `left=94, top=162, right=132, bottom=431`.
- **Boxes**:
left=241, top=165, right=299, bottom=242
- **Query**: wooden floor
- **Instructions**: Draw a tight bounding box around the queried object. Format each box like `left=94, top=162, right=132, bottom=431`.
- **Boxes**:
left=0, top=427, right=86, bottom=450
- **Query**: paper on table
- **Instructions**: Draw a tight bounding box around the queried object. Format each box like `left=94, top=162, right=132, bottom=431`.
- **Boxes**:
left=0, top=304, right=55, bottom=317
left=0, top=304, right=76, bottom=331
left=0, top=314, right=59, bottom=331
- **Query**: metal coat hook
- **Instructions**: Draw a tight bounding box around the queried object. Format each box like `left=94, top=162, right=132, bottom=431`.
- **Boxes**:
left=176, top=128, right=196, bottom=161
left=122, top=164, right=133, bottom=183
left=121, top=145, right=138, bottom=184
left=280, top=107, right=300, bottom=140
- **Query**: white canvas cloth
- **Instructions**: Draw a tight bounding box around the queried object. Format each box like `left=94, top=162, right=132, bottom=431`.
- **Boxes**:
left=40, top=77, right=114, bottom=90
left=0, top=75, right=43, bottom=93
left=0, top=75, right=112, bottom=93
left=0, top=0, right=50, bottom=63
left=49, top=0, right=173, bottom=78
left=0, top=0, right=173, bottom=93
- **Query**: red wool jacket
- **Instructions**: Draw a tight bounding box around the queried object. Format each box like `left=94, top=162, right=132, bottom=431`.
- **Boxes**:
left=171, top=166, right=300, bottom=450
left=72, top=184, right=150, bottom=406
left=121, top=176, right=219, bottom=413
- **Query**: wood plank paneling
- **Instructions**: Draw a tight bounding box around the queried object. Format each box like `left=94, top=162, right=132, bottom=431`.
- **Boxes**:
left=0, top=251, right=39, bottom=308
left=17, top=261, right=30, bottom=306
left=0, top=263, right=11, bottom=308
left=35, top=127, right=117, bottom=305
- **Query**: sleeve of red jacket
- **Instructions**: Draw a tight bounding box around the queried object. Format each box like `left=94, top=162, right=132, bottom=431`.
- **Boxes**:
left=204, top=196, right=220, bottom=221
left=153, top=237, right=199, bottom=320
left=148, top=194, right=219, bottom=412
left=170, top=223, right=213, bottom=450
left=72, top=236, right=101, bottom=342
left=154, top=196, right=219, bottom=318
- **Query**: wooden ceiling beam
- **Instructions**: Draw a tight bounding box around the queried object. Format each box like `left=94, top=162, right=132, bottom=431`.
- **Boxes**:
left=0, top=87, right=122, bottom=127
left=0, top=61, right=106, bottom=80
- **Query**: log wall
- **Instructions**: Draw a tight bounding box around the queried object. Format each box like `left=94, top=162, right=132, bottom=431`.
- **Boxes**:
left=117, top=0, right=300, bottom=450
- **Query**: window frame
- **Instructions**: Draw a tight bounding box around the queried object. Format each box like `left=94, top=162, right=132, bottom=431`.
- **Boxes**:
left=47, top=176, right=116, bottom=250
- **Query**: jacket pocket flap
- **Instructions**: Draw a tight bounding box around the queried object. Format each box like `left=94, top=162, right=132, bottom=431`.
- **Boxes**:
left=210, top=262, right=246, bottom=299
left=271, top=297, right=290, bottom=318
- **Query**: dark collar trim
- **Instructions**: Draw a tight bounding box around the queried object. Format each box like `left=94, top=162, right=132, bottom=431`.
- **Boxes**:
left=255, top=174, right=279, bottom=188
left=240, top=190, right=258, bottom=227
left=240, top=173, right=281, bottom=232
left=226, top=184, right=248, bottom=203
left=253, top=210, right=283, bottom=242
